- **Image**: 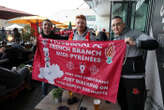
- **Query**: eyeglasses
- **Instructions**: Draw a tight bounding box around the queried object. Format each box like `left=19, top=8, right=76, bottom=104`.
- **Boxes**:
left=112, top=22, right=123, bottom=27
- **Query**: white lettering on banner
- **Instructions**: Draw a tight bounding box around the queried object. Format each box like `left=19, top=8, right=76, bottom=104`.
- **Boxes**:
left=73, top=74, right=109, bottom=84
left=63, top=73, right=109, bottom=91
left=64, top=72, right=109, bottom=85
left=70, top=54, right=101, bottom=63
left=83, top=76, right=109, bottom=84
left=56, top=80, right=82, bottom=89
left=56, top=80, right=108, bottom=95
left=66, top=43, right=90, bottom=48
left=56, top=51, right=68, bottom=57
left=76, top=79, right=98, bottom=89
left=52, top=40, right=104, bottom=49
left=65, top=72, right=74, bottom=76
left=50, top=44, right=71, bottom=52
left=75, top=74, right=82, bottom=78
left=99, top=86, right=108, bottom=90
left=56, top=41, right=90, bottom=48
left=72, top=48, right=102, bottom=56
left=92, top=44, right=102, bottom=49
left=82, top=87, right=90, bottom=92
left=82, top=87, right=108, bottom=95
left=89, top=90, right=108, bottom=95
left=63, top=76, right=75, bottom=82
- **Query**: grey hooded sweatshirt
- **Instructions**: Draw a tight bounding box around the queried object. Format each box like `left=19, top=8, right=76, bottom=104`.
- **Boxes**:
left=114, top=27, right=158, bottom=78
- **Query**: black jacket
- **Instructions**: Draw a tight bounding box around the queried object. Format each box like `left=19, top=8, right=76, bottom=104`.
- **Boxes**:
left=41, top=31, right=67, bottom=40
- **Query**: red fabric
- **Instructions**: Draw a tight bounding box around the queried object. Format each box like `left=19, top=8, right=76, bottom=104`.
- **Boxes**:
left=68, top=32, right=74, bottom=40
left=31, top=23, right=39, bottom=37
left=32, top=36, right=126, bottom=103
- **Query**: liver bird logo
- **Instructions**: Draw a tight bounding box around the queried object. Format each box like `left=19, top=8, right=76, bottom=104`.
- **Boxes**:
left=105, top=43, right=115, bottom=64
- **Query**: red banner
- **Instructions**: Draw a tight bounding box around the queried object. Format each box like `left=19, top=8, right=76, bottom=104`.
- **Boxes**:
left=32, top=36, right=126, bottom=103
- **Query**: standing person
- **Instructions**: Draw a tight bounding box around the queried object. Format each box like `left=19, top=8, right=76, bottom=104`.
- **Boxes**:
left=68, top=15, right=95, bottom=41
left=111, top=16, right=158, bottom=110
left=41, top=19, right=63, bottom=40
left=97, top=29, right=108, bottom=41
left=13, top=28, right=21, bottom=43
left=1, top=27, right=6, bottom=41
left=67, top=15, right=96, bottom=103
left=38, top=19, right=65, bottom=97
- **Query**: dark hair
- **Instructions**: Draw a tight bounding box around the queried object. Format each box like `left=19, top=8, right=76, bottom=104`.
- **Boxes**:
left=13, top=28, right=21, bottom=42
left=97, top=31, right=107, bottom=41
left=102, top=28, right=106, bottom=32
left=42, top=19, right=52, bottom=24
left=112, top=16, right=123, bottom=20
left=13, top=28, right=18, bottom=32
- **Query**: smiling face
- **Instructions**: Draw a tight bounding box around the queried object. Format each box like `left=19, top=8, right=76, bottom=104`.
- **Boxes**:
left=42, top=20, right=52, bottom=35
left=75, top=18, right=86, bottom=34
left=111, top=18, right=125, bottom=35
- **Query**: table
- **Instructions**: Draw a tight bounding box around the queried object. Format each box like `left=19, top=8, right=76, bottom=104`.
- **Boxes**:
left=34, top=90, right=120, bottom=110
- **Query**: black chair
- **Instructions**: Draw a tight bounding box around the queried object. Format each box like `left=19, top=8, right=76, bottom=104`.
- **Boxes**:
left=0, top=66, right=31, bottom=101
left=0, top=46, right=33, bottom=69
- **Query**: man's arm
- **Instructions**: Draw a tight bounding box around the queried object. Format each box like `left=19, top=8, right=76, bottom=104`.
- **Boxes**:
left=125, top=33, right=159, bottom=50
left=136, top=34, right=159, bottom=50
left=137, top=39, right=159, bottom=50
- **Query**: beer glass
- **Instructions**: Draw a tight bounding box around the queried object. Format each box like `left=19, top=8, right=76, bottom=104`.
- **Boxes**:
left=93, top=99, right=101, bottom=110
left=68, top=91, right=72, bottom=98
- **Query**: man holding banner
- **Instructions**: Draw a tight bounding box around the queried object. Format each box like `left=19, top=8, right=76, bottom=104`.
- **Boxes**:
left=39, top=19, right=67, bottom=96
left=111, top=16, right=158, bottom=110
left=68, top=15, right=95, bottom=41
left=68, top=14, right=96, bottom=103
left=32, top=15, right=126, bottom=103
left=41, top=15, right=95, bottom=97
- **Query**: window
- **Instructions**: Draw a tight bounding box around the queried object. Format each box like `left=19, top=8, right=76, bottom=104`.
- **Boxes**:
left=131, top=2, right=148, bottom=32
left=111, top=1, right=149, bottom=32
left=86, top=15, right=96, bottom=21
